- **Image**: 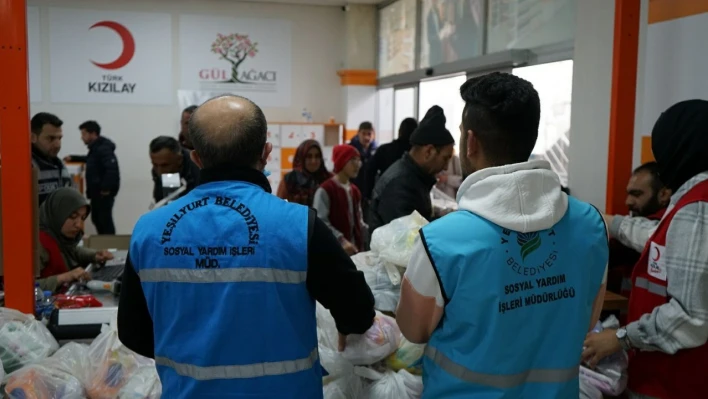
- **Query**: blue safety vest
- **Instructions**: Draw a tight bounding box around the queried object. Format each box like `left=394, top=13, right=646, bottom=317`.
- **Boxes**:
left=130, top=180, right=321, bottom=398
left=420, top=197, right=608, bottom=398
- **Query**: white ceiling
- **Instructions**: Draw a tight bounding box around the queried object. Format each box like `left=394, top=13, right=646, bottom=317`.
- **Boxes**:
left=234, top=0, right=383, bottom=6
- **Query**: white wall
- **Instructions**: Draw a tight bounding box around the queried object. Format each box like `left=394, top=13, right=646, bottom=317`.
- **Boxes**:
left=567, top=0, right=614, bottom=211
left=28, top=0, right=346, bottom=234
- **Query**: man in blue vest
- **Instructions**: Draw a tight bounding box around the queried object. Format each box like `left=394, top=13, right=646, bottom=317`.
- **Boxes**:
left=117, top=95, right=375, bottom=398
left=396, top=72, right=609, bottom=398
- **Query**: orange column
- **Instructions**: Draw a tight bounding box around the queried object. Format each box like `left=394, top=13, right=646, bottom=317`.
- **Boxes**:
left=606, top=0, right=641, bottom=215
left=0, top=0, right=36, bottom=313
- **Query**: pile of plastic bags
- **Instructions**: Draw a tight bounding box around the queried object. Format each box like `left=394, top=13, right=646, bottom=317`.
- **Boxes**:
left=1, top=314, right=162, bottom=399
left=579, top=316, right=628, bottom=398
left=370, top=211, right=428, bottom=268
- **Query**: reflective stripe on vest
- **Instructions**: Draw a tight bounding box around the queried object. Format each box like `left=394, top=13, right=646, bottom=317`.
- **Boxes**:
left=634, top=276, right=667, bottom=297
left=425, top=346, right=578, bottom=389
left=156, top=348, right=319, bottom=381
left=138, top=267, right=307, bottom=284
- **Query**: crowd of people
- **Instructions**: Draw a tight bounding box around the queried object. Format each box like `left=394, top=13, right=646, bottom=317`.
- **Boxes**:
left=22, top=70, right=708, bottom=398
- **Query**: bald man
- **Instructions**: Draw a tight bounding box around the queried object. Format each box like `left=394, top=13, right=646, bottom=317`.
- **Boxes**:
left=118, top=95, right=375, bottom=398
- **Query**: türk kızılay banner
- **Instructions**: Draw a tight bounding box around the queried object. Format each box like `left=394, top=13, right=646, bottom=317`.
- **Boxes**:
left=178, top=14, right=292, bottom=108
left=48, top=8, right=173, bottom=105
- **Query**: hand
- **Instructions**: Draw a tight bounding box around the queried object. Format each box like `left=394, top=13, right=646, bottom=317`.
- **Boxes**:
left=582, top=329, right=622, bottom=368
left=342, top=240, right=358, bottom=256
left=438, top=174, right=448, bottom=184
left=338, top=333, right=347, bottom=352
left=63, top=156, right=72, bottom=163
left=100, top=190, right=111, bottom=196
left=57, top=267, right=91, bottom=285
left=95, top=250, right=114, bottom=263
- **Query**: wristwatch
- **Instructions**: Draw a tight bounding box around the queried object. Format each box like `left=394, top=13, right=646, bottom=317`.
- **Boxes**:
left=616, top=327, right=632, bottom=350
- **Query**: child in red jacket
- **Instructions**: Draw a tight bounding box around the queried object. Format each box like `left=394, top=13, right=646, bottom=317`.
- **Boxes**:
left=313, top=144, right=366, bottom=255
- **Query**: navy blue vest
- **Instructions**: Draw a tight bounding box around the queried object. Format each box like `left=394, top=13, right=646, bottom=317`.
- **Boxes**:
left=420, top=197, right=608, bottom=398
left=130, top=180, right=321, bottom=398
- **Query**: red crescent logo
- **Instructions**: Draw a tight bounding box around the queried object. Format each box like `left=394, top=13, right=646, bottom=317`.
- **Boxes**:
left=651, top=245, right=661, bottom=262
left=89, top=21, right=135, bottom=70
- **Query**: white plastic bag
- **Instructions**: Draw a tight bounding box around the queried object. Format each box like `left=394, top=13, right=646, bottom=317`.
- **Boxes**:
left=0, top=307, right=59, bottom=374
left=5, top=362, right=85, bottom=399
left=356, top=367, right=423, bottom=399
left=51, top=342, right=91, bottom=383
left=370, top=211, right=429, bottom=267
left=359, top=256, right=401, bottom=313
left=118, top=364, right=162, bottom=399
left=85, top=324, right=160, bottom=399
left=317, top=303, right=401, bottom=366
left=323, top=372, right=369, bottom=399
left=385, top=337, right=425, bottom=375
left=580, top=315, right=628, bottom=396
left=579, top=375, right=603, bottom=399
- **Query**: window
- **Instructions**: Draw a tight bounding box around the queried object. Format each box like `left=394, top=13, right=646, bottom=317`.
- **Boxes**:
left=417, top=74, right=467, bottom=153
left=419, top=0, right=485, bottom=68
left=512, top=60, right=573, bottom=185
left=487, top=0, right=577, bottom=53
left=377, top=88, right=395, bottom=145
left=378, top=0, right=418, bottom=77
left=394, top=87, right=417, bottom=136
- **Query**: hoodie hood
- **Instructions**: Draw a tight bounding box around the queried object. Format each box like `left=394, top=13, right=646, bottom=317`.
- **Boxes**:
left=456, top=160, right=568, bottom=233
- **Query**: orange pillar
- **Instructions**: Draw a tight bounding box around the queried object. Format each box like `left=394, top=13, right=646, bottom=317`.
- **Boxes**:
left=0, top=0, right=36, bottom=313
left=606, top=0, right=641, bottom=215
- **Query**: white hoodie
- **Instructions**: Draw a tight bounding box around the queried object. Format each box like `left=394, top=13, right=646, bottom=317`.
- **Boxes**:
left=395, top=161, right=605, bottom=344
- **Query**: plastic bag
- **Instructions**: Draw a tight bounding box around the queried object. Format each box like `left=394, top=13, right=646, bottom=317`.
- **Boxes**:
left=431, top=187, right=458, bottom=214
left=0, top=307, right=59, bottom=374
left=51, top=342, right=91, bottom=383
left=118, top=364, right=162, bottom=399
left=323, top=372, right=369, bottom=399
left=385, top=337, right=425, bottom=375
left=356, top=367, right=423, bottom=399
left=580, top=315, right=628, bottom=396
left=579, top=375, right=603, bottom=399
left=85, top=324, right=158, bottom=399
left=5, top=363, right=85, bottom=399
left=359, top=255, right=401, bottom=313
left=317, top=304, right=401, bottom=366
left=370, top=211, right=429, bottom=267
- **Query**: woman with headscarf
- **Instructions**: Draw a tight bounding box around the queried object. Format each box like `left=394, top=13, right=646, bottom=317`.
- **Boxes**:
left=583, top=100, right=708, bottom=399
left=276, top=139, right=331, bottom=206
left=38, top=188, right=114, bottom=292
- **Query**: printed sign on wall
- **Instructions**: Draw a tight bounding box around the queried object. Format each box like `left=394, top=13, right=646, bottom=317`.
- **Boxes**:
left=27, top=7, right=42, bottom=103
left=48, top=8, right=173, bottom=104
left=179, top=14, right=292, bottom=108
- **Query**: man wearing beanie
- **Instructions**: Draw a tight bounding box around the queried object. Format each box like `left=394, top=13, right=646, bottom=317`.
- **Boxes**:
left=313, top=144, right=366, bottom=256
left=368, top=106, right=455, bottom=234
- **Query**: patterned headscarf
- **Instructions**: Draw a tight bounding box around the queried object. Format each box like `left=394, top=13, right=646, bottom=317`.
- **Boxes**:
left=283, top=140, right=331, bottom=206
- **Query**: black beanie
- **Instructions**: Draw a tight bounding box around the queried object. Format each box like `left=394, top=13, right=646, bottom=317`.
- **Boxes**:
left=409, top=106, right=455, bottom=146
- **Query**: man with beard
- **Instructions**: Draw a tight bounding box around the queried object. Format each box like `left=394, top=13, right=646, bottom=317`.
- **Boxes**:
left=608, top=162, right=671, bottom=301
left=31, top=112, right=72, bottom=205
left=178, top=105, right=197, bottom=150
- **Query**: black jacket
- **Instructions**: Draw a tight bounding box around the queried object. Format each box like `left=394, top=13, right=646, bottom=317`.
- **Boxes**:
left=369, top=153, right=437, bottom=234
left=364, top=138, right=411, bottom=199
left=70, top=136, right=120, bottom=199
left=151, top=148, right=200, bottom=202
left=32, top=146, right=72, bottom=205
left=117, top=166, right=376, bottom=359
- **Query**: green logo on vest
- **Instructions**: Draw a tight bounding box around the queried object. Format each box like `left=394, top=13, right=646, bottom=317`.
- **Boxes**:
left=517, top=232, right=542, bottom=260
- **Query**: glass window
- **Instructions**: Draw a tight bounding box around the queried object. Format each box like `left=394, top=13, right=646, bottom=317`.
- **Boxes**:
left=378, top=0, right=417, bottom=77
left=418, top=74, right=467, bottom=153
left=487, top=0, right=577, bottom=53
left=419, top=0, right=485, bottom=68
left=512, top=60, right=573, bottom=185
left=377, top=88, right=395, bottom=145
left=394, top=87, right=417, bottom=136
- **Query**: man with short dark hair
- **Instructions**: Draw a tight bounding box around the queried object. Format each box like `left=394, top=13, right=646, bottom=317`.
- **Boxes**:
left=350, top=121, right=377, bottom=206
left=369, top=107, right=454, bottom=234
left=364, top=117, right=419, bottom=199
left=118, top=95, right=375, bottom=399
left=65, top=120, right=120, bottom=234
left=178, top=105, right=198, bottom=150
left=31, top=112, right=72, bottom=205
left=396, top=73, right=608, bottom=398
left=149, top=136, right=199, bottom=202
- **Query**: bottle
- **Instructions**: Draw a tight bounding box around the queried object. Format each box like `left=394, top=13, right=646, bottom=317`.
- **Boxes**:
left=42, top=291, right=55, bottom=319
left=34, top=283, right=45, bottom=318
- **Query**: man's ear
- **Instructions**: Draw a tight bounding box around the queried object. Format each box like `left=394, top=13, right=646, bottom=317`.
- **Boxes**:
left=466, top=129, right=478, bottom=159
left=190, top=150, right=203, bottom=169
left=261, top=142, right=273, bottom=168
left=658, top=187, right=672, bottom=206
left=31, top=133, right=38, bottom=144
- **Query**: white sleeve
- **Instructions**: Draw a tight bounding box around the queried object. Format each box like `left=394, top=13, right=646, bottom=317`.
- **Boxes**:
left=404, top=238, right=445, bottom=307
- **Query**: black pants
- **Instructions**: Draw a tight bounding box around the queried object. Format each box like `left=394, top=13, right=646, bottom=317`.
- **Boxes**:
left=91, top=196, right=116, bottom=235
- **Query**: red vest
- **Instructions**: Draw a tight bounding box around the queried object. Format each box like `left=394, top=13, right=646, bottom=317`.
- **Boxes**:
left=319, top=178, right=363, bottom=251
left=627, top=179, right=708, bottom=398
left=39, top=231, right=69, bottom=279
left=616, top=209, right=666, bottom=298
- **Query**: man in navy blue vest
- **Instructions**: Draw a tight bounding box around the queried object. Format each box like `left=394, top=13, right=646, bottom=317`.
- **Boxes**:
left=396, top=72, right=609, bottom=398
left=118, top=95, right=375, bottom=398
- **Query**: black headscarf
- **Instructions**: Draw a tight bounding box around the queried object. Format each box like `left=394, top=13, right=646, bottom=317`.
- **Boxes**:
left=651, top=99, right=708, bottom=192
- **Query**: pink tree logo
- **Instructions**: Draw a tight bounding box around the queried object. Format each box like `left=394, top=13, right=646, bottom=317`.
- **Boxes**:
left=211, top=33, right=259, bottom=83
